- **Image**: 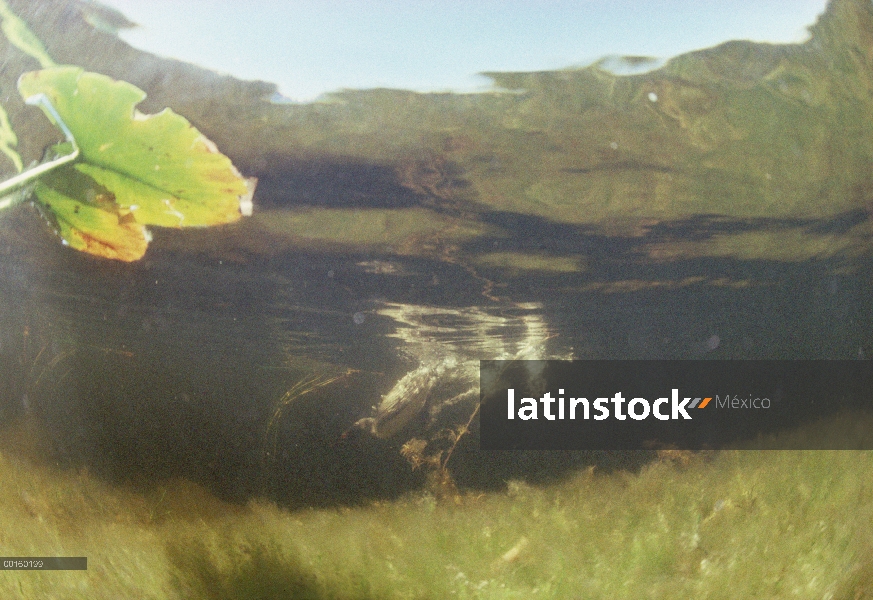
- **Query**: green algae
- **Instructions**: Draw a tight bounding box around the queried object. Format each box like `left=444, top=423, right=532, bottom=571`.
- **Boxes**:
left=1, top=415, right=873, bottom=599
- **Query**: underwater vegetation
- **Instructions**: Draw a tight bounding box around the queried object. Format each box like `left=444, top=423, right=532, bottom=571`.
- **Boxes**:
left=1, top=418, right=873, bottom=599
left=0, top=0, right=871, bottom=598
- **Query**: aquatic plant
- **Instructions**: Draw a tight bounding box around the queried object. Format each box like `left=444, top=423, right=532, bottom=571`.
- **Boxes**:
left=2, top=419, right=872, bottom=599
left=0, top=0, right=250, bottom=261
left=262, top=371, right=355, bottom=470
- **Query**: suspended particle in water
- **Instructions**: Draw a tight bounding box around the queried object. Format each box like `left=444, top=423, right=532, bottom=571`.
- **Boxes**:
left=705, top=334, right=720, bottom=352
left=353, top=312, right=366, bottom=325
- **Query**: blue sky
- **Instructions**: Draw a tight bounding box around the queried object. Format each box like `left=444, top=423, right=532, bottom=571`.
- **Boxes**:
left=101, top=1, right=829, bottom=102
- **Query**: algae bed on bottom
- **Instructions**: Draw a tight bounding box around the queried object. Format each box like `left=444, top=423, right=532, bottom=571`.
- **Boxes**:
left=0, top=415, right=871, bottom=600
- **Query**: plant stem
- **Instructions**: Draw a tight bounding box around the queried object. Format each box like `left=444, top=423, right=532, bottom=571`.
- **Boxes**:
left=0, top=93, right=79, bottom=211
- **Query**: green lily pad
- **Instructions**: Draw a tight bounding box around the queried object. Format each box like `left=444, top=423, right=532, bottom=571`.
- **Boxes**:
left=34, top=172, right=148, bottom=262
left=18, top=66, right=248, bottom=260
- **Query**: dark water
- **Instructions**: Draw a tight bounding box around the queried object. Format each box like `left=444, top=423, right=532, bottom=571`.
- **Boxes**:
left=1, top=202, right=870, bottom=507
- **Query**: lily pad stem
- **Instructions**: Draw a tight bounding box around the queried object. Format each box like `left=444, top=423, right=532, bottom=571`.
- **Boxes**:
left=0, top=93, right=79, bottom=211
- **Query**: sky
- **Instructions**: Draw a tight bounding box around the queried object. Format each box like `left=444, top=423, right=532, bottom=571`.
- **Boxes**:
left=100, top=1, right=830, bottom=102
